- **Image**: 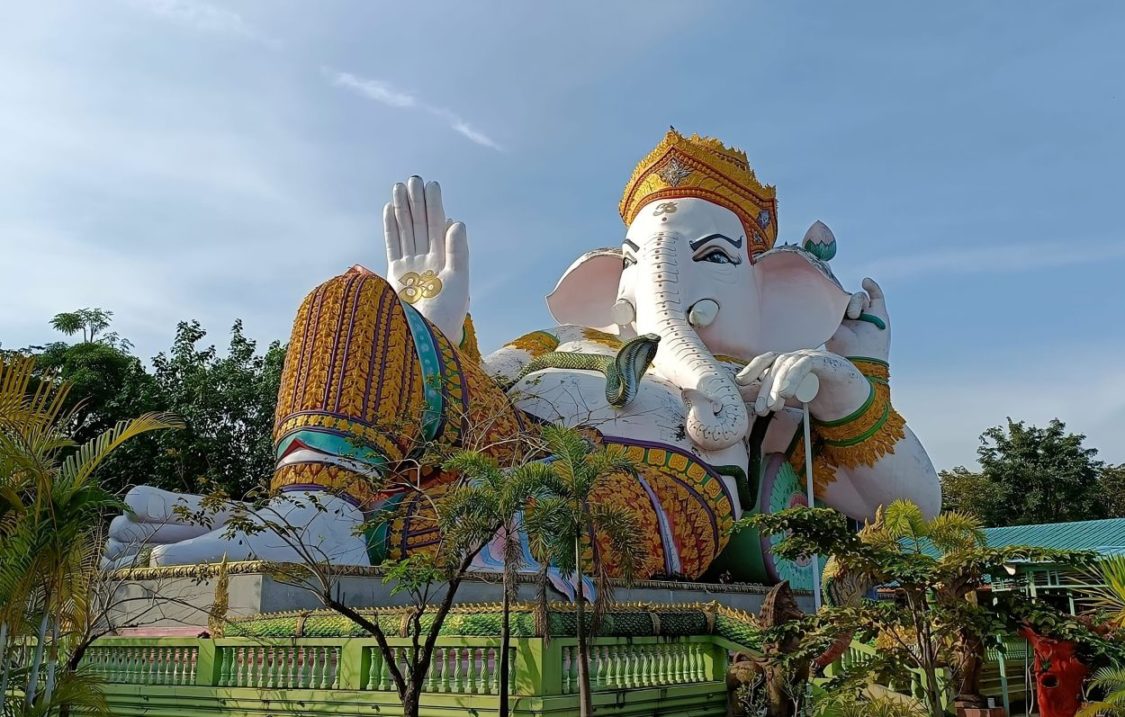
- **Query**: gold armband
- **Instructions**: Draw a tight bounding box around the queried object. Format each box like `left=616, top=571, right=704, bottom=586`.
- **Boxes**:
left=789, top=357, right=905, bottom=496
left=813, top=358, right=905, bottom=470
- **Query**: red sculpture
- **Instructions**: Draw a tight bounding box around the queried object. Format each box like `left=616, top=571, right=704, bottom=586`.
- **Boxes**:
left=1019, top=627, right=1088, bottom=717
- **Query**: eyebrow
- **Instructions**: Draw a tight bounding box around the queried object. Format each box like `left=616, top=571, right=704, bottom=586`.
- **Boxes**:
left=689, top=234, right=744, bottom=250
left=623, top=239, right=640, bottom=251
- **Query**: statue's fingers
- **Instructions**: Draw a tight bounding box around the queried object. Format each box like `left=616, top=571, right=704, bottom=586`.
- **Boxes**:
left=845, top=291, right=868, bottom=320
left=407, top=175, right=429, bottom=254
left=754, top=364, right=782, bottom=416
left=736, top=352, right=777, bottom=386
left=393, top=182, right=415, bottom=255
left=445, top=221, right=469, bottom=273
left=776, top=355, right=812, bottom=404
left=425, top=181, right=446, bottom=259
left=862, top=278, right=887, bottom=314
left=384, top=202, right=402, bottom=262
left=768, top=354, right=801, bottom=412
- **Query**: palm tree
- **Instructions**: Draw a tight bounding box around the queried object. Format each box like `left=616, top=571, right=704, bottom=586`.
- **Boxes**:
left=0, top=355, right=180, bottom=714
left=521, top=425, right=649, bottom=717
left=1078, top=665, right=1125, bottom=716
left=441, top=452, right=555, bottom=717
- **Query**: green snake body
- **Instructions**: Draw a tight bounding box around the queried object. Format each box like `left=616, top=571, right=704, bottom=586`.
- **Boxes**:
left=509, top=333, right=661, bottom=407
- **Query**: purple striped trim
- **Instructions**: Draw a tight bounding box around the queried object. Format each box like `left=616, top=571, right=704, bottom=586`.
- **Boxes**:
left=362, top=283, right=393, bottom=422
left=331, top=274, right=368, bottom=412
left=322, top=271, right=361, bottom=408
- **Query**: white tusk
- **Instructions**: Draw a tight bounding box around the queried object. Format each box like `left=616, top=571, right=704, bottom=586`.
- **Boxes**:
left=687, top=299, right=720, bottom=328
left=612, top=299, right=636, bottom=326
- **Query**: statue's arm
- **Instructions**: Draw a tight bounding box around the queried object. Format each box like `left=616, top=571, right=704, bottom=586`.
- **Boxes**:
left=830, top=423, right=941, bottom=519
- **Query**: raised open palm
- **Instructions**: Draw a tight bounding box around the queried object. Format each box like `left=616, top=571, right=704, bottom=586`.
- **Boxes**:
left=383, top=176, right=470, bottom=342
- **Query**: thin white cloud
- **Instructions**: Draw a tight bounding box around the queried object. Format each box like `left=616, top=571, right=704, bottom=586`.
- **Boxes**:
left=856, top=240, right=1125, bottom=280
left=327, top=68, right=503, bottom=151
left=125, top=0, right=277, bottom=45
left=438, top=110, right=504, bottom=151
left=331, top=72, right=417, bottom=109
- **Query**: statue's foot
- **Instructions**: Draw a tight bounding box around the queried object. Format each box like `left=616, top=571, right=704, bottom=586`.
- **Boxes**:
left=103, top=487, right=371, bottom=569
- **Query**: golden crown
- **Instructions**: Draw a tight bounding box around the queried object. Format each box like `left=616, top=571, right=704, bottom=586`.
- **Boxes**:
left=619, top=129, right=778, bottom=257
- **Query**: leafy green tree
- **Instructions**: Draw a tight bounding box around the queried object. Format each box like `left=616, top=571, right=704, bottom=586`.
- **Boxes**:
left=50, top=308, right=114, bottom=344
left=942, top=418, right=1106, bottom=527
left=979, top=418, right=1106, bottom=525
left=1099, top=464, right=1125, bottom=519
left=15, top=313, right=285, bottom=498
left=127, top=319, right=285, bottom=498
left=938, top=466, right=1005, bottom=526
left=521, top=425, right=648, bottom=717
left=741, top=500, right=1100, bottom=717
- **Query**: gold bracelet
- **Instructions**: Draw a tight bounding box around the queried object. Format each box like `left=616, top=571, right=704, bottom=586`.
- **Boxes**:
left=790, top=359, right=906, bottom=493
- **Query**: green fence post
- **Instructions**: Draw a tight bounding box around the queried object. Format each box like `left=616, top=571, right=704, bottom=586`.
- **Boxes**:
left=538, top=638, right=564, bottom=695
left=338, top=640, right=365, bottom=690
left=195, top=640, right=219, bottom=686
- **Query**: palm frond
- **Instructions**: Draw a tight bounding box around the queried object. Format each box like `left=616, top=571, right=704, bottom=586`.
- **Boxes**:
left=927, top=511, right=985, bottom=554
left=59, top=412, right=183, bottom=490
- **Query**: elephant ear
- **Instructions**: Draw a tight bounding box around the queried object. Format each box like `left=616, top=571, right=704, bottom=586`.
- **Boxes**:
left=546, top=248, right=623, bottom=331
left=755, top=246, right=852, bottom=354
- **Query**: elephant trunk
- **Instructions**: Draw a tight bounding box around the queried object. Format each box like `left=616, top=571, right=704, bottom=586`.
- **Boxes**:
left=633, top=232, right=749, bottom=451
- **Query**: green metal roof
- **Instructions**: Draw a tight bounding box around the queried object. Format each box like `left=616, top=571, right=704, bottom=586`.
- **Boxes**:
left=982, top=517, right=1125, bottom=555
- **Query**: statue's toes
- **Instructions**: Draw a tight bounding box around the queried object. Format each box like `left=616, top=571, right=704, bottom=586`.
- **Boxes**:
left=149, top=533, right=254, bottom=567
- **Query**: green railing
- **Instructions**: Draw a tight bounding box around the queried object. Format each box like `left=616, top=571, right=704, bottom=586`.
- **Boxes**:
left=824, top=640, right=953, bottom=713
left=82, top=634, right=731, bottom=716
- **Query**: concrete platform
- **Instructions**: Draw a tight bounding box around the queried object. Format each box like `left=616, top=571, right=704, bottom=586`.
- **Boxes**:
left=104, top=561, right=812, bottom=632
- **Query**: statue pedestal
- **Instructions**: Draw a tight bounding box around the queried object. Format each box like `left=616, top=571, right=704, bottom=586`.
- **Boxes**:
left=105, top=561, right=808, bottom=634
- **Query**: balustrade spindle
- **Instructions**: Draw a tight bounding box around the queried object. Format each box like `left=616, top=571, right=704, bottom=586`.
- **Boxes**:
left=491, top=647, right=502, bottom=694
left=377, top=649, right=391, bottom=691
left=463, top=647, right=476, bottom=693
left=480, top=647, right=492, bottom=695
left=329, top=647, right=338, bottom=689
left=607, top=645, right=619, bottom=688
left=452, top=646, right=465, bottom=692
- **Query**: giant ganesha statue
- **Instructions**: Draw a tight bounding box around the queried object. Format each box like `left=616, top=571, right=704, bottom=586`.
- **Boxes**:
left=107, top=130, right=940, bottom=590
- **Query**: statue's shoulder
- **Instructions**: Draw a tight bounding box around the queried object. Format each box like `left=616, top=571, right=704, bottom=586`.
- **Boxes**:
left=483, top=324, right=626, bottom=381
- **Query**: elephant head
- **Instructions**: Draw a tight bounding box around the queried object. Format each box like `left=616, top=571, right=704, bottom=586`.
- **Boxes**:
left=546, top=130, right=851, bottom=451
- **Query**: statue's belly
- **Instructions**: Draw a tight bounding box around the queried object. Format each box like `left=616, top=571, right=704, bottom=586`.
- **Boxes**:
left=508, top=367, right=749, bottom=502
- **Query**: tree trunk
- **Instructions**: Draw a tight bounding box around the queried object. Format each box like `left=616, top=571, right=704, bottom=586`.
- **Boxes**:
left=953, top=631, right=987, bottom=708
left=0, top=622, right=10, bottom=715
left=575, top=537, right=593, bottom=717
left=25, top=610, right=49, bottom=707
left=43, top=619, right=59, bottom=705
left=500, top=571, right=511, bottom=717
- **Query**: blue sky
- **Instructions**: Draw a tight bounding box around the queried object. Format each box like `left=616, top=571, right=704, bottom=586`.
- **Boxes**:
left=2, top=1, right=1124, bottom=470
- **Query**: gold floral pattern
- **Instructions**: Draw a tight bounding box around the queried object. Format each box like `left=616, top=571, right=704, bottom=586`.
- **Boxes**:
left=504, top=330, right=560, bottom=358
left=580, top=327, right=623, bottom=349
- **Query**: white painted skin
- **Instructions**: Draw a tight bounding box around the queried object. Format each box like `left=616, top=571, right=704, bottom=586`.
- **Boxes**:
left=104, top=180, right=940, bottom=569
left=383, top=176, right=470, bottom=343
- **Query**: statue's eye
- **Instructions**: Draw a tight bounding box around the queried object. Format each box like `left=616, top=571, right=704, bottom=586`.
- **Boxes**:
left=696, top=248, right=740, bottom=265
left=623, top=255, right=637, bottom=269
